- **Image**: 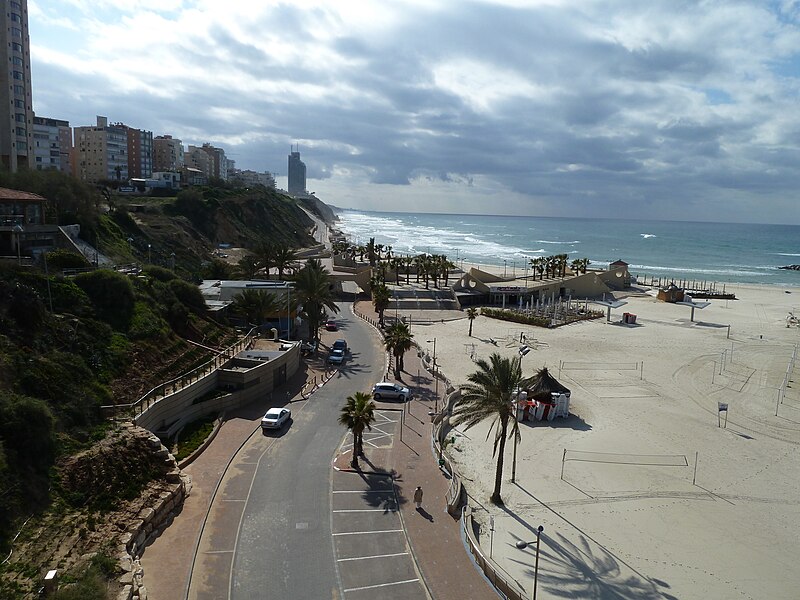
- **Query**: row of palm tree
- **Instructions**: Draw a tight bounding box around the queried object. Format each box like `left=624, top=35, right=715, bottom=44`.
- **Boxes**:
left=528, top=255, right=590, bottom=280
left=231, top=257, right=339, bottom=342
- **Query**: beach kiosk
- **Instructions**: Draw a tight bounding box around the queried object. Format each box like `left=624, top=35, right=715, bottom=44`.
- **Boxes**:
left=522, top=368, right=571, bottom=422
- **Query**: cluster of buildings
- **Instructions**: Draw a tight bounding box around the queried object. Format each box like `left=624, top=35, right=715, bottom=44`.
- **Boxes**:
left=0, top=1, right=309, bottom=196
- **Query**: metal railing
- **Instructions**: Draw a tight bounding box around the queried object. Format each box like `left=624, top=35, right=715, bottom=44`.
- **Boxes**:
left=101, top=328, right=258, bottom=419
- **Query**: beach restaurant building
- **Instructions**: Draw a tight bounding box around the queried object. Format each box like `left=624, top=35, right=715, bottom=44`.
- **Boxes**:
left=453, top=262, right=631, bottom=308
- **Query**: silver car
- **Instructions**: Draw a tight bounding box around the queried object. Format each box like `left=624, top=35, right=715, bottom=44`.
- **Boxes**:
left=372, top=382, right=410, bottom=401
left=261, top=407, right=291, bottom=430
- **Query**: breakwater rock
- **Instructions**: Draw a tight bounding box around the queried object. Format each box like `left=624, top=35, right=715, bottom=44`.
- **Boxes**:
left=779, top=265, right=800, bottom=271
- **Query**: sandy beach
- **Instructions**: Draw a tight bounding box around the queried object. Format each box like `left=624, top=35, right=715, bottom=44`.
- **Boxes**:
left=411, top=276, right=800, bottom=600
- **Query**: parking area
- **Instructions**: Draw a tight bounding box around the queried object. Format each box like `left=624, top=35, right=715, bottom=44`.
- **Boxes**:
left=332, top=409, right=427, bottom=599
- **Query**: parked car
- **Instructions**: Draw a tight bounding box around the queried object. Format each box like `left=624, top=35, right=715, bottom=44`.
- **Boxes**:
left=261, top=407, right=291, bottom=430
left=300, top=340, right=318, bottom=356
left=325, top=319, right=338, bottom=331
left=328, top=348, right=346, bottom=364
left=372, top=382, right=411, bottom=401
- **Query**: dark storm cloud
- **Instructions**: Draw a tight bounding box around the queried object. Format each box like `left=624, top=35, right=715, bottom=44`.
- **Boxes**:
left=28, top=0, right=800, bottom=223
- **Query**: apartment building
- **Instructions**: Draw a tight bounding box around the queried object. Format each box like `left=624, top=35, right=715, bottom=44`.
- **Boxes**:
left=33, top=116, right=71, bottom=172
left=118, top=124, right=153, bottom=178
left=199, top=143, right=229, bottom=181
left=73, top=116, right=128, bottom=183
left=0, top=0, right=35, bottom=172
left=230, top=169, right=276, bottom=188
left=185, top=145, right=213, bottom=182
left=153, top=135, right=184, bottom=171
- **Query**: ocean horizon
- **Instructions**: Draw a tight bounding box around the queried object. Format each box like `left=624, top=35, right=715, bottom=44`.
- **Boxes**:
left=333, top=209, right=800, bottom=287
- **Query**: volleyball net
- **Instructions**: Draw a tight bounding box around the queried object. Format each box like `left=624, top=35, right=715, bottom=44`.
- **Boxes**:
left=562, top=450, right=688, bottom=467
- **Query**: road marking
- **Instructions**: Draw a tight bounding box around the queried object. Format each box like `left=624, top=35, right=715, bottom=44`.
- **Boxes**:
left=343, top=578, right=420, bottom=593
left=333, top=508, right=397, bottom=513
left=337, top=551, right=408, bottom=562
left=204, top=550, right=234, bottom=554
left=332, top=529, right=403, bottom=536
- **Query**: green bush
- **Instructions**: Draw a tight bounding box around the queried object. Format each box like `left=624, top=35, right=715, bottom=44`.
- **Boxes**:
left=175, top=414, right=217, bottom=461
left=169, top=279, right=207, bottom=312
left=128, top=301, right=168, bottom=340
left=49, top=279, right=93, bottom=316
left=74, top=270, right=134, bottom=331
left=51, top=566, right=107, bottom=600
left=144, top=265, right=177, bottom=282
left=44, top=249, right=89, bottom=270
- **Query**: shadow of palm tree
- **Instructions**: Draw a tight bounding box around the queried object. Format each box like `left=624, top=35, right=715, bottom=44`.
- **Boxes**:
left=357, top=470, right=401, bottom=514
left=515, top=531, right=668, bottom=599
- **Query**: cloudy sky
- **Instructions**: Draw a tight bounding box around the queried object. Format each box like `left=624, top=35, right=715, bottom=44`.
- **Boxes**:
left=29, top=0, right=800, bottom=224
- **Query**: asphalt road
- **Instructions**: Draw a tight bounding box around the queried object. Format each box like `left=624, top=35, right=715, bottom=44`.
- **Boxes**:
left=229, top=303, right=386, bottom=599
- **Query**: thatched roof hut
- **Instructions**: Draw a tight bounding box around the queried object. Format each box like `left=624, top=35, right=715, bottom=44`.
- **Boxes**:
left=525, top=367, right=570, bottom=402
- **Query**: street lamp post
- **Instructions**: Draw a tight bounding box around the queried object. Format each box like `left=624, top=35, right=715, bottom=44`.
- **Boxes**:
left=516, top=525, right=545, bottom=600
left=147, top=243, right=152, bottom=264
left=13, top=224, right=23, bottom=265
left=504, top=259, right=507, bottom=277
left=511, top=389, right=527, bottom=483
left=427, top=338, right=438, bottom=411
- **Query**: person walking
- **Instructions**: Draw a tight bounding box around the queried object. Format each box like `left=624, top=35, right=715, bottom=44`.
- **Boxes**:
left=413, top=486, right=423, bottom=509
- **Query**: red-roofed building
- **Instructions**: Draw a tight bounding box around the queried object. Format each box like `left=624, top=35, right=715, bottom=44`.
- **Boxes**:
left=0, top=187, right=58, bottom=259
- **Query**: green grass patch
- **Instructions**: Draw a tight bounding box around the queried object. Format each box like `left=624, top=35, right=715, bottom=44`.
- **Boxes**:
left=174, top=414, right=218, bottom=461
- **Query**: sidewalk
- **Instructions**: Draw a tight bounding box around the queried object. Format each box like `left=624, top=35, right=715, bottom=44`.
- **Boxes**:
left=336, top=301, right=497, bottom=600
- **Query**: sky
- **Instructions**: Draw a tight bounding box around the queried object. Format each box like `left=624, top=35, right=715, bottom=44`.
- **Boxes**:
left=28, top=0, right=800, bottom=224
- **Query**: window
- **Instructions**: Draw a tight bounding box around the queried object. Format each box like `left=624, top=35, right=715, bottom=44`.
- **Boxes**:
left=10, top=13, right=22, bottom=23
left=14, top=99, right=23, bottom=108
left=16, top=141, right=26, bottom=150
left=12, top=56, right=22, bottom=66
left=13, top=71, right=23, bottom=80
left=11, top=27, right=22, bottom=38
left=13, top=85, right=24, bottom=95
left=11, top=2, right=22, bottom=10
left=16, top=127, right=26, bottom=136
left=15, top=113, right=25, bottom=122
left=12, top=43, right=23, bottom=53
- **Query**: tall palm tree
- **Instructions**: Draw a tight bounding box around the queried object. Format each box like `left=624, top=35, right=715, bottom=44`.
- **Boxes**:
left=272, top=245, right=297, bottom=280
left=570, top=258, right=582, bottom=276
left=371, top=283, right=391, bottom=327
left=338, top=392, right=376, bottom=468
left=440, top=256, right=456, bottom=287
left=255, top=242, right=276, bottom=278
left=384, top=322, right=413, bottom=375
left=292, top=258, right=339, bottom=342
left=451, top=353, right=525, bottom=504
left=466, top=307, right=478, bottom=336
left=237, top=254, right=259, bottom=279
left=232, top=288, right=283, bottom=328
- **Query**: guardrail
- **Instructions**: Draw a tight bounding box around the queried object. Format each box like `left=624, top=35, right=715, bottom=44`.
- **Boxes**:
left=101, top=327, right=258, bottom=419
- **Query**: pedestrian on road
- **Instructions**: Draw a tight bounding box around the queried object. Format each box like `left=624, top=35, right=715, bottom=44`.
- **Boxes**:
left=413, top=486, right=423, bottom=509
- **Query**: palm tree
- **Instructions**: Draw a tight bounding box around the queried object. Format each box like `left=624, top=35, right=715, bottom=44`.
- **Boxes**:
left=371, top=283, right=391, bottom=327
left=338, top=392, right=376, bottom=469
left=530, top=257, right=545, bottom=281
left=255, top=242, right=276, bottom=278
left=570, top=258, right=582, bottom=276
left=272, top=245, right=297, bottom=280
left=466, top=307, right=478, bottom=336
left=440, top=256, right=456, bottom=287
left=384, top=322, right=413, bottom=375
left=292, top=258, right=339, bottom=343
left=232, top=288, right=283, bottom=328
left=451, top=353, right=525, bottom=504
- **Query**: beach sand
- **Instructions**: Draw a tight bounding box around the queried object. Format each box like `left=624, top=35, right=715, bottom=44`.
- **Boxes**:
left=413, top=278, right=800, bottom=600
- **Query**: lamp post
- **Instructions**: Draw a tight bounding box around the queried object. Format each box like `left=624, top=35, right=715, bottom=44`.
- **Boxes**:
left=516, top=525, right=545, bottom=600
left=147, top=243, right=152, bottom=264
left=504, top=259, right=507, bottom=277
left=427, top=338, right=438, bottom=411
left=13, top=224, right=23, bottom=265
left=170, top=252, right=176, bottom=271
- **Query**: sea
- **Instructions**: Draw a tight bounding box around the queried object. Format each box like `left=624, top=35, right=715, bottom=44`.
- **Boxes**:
left=333, top=210, right=800, bottom=287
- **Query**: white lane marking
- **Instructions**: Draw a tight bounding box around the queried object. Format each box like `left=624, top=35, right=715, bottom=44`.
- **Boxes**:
left=337, top=551, right=408, bottom=563
left=332, top=529, right=403, bottom=536
left=343, top=578, right=420, bottom=593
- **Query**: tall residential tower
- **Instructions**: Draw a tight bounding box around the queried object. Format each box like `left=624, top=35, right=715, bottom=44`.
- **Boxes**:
left=0, top=0, right=34, bottom=171
left=287, top=146, right=306, bottom=195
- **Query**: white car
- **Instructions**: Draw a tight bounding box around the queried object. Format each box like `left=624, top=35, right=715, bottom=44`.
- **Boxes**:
left=372, top=382, right=411, bottom=401
left=261, top=407, right=291, bottom=430
left=328, top=348, right=346, bottom=364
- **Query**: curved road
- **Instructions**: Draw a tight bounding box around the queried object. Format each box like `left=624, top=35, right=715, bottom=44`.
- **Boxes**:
left=227, top=303, right=385, bottom=599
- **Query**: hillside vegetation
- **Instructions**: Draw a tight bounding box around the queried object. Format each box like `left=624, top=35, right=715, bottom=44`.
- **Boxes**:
left=0, top=171, right=329, bottom=597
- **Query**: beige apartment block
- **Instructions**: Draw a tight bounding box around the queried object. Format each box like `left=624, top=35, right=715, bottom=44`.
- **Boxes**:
left=74, top=116, right=129, bottom=183
left=0, top=0, right=35, bottom=172
left=33, top=116, right=72, bottom=172
left=153, top=135, right=184, bottom=171
left=186, top=145, right=214, bottom=180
